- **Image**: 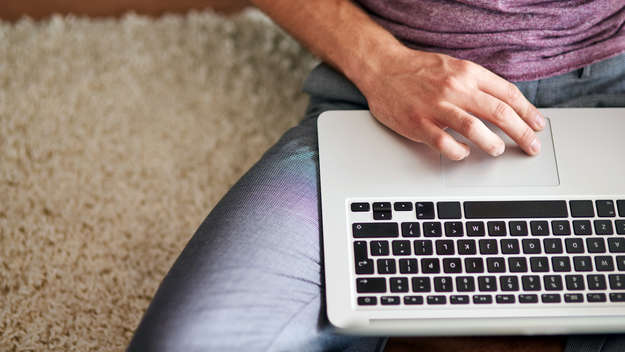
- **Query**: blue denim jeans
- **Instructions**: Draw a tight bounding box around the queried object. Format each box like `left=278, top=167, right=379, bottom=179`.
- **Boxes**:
left=128, top=52, right=625, bottom=352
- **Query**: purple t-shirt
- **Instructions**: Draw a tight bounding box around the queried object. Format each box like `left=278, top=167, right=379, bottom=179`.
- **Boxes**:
left=354, top=0, right=625, bottom=81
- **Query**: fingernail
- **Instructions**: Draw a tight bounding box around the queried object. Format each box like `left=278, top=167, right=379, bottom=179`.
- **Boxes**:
left=530, top=138, right=541, bottom=155
left=492, top=143, right=505, bottom=157
left=456, top=148, right=470, bottom=160
left=535, top=114, right=546, bottom=129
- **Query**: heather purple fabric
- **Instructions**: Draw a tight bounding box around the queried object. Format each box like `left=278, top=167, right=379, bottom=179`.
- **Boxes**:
left=354, top=0, right=625, bottom=81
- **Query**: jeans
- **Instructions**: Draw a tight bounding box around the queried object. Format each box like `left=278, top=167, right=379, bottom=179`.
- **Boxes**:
left=128, top=52, right=625, bottom=352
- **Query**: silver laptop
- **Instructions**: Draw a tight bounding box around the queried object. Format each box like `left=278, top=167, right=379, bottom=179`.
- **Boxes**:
left=317, top=108, right=625, bottom=336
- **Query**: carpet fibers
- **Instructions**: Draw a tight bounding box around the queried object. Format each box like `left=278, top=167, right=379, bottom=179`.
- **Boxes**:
left=0, top=10, right=317, bottom=351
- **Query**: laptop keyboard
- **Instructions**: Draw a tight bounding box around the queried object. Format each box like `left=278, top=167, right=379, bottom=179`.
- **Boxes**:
left=350, top=199, right=625, bottom=307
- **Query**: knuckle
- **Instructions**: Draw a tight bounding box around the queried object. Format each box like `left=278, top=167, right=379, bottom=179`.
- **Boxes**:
left=458, top=115, right=478, bottom=137
left=432, top=133, right=448, bottom=151
left=519, top=126, right=535, bottom=145
left=492, top=101, right=511, bottom=123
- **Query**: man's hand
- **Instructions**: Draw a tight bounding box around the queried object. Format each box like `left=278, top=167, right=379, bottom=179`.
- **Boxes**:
left=356, top=49, right=545, bottom=160
left=251, top=0, right=545, bottom=161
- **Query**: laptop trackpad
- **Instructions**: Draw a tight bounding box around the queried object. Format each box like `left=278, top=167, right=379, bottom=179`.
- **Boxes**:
left=442, top=119, right=559, bottom=187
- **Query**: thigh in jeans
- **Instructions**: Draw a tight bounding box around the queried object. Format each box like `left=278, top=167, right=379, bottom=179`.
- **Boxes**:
left=127, top=65, right=386, bottom=352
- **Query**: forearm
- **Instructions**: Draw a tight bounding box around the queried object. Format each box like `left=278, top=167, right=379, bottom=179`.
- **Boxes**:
left=249, top=0, right=406, bottom=91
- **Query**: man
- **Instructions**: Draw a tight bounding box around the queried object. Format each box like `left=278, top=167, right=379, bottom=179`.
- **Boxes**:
left=129, top=1, right=625, bottom=351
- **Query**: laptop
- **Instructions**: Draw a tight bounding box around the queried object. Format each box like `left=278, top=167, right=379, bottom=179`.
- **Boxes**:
left=317, top=108, right=625, bottom=336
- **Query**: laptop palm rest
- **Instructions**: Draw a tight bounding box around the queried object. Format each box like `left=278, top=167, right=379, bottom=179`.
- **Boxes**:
left=442, top=118, right=559, bottom=187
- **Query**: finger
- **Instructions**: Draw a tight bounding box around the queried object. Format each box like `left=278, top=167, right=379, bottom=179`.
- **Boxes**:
left=440, top=104, right=506, bottom=157
left=473, top=65, right=545, bottom=131
left=468, top=91, right=541, bottom=156
left=411, top=118, right=471, bottom=161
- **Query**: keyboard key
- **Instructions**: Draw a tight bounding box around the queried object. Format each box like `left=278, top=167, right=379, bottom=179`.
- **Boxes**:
left=473, top=295, right=493, bottom=304
left=444, top=222, right=464, bottom=237
left=466, top=221, right=486, bottom=236
left=355, top=258, right=374, bottom=275
left=587, top=274, right=607, bottom=290
left=373, top=211, right=392, bottom=220
left=565, top=275, right=585, bottom=290
left=437, top=201, right=461, bottom=219
left=594, top=220, right=614, bottom=235
left=587, top=293, right=607, bottom=302
left=616, top=220, right=625, bottom=235
left=522, top=275, right=541, bottom=291
left=617, top=256, right=625, bottom=271
left=544, top=238, right=563, bottom=254
left=404, top=296, right=424, bottom=305
left=390, top=277, right=409, bottom=292
left=522, top=239, right=541, bottom=254
left=543, top=275, right=563, bottom=291
left=479, top=239, right=498, bottom=254
left=565, top=238, right=584, bottom=253
left=464, top=201, right=568, bottom=219
left=401, top=222, right=421, bottom=237
left=496, top=294, right=515, bottom=304
left=609, top=274, right=625, bottom=290
left=530, top=257, right=549, bottom=272
left=499, top=276, right=519, bottom=291
left=423, top=222, right=443, bottom=237
left=416, top=202, right=435, bottom=219
left=412, top=277, right=431, bottom=292
left=594, top=256, right=614, bottom=271
left=373, top=202, right=392, bottom=211
left=509, top=221, right=528, bottom=236
left=541, top=294, right=561, bottom=303
left=414, top=240, right=434, bottom=255
left=457, top=240, right=477, bottom=255
left=611, top=237, right=625, bottom=252
left=586, top=238, right=606, bottom=253
left=399, top=258, right=419, bottom=274
left=450, top=295, right=470, bottom=304
left=443, top=258, right=462, bottom=273
left=434, top=277, right=453, bottom=292
left=377, top=259, right=396, bottom=274
left=530, top=221, right=549, bottom=236
left=478, top=276, right=497, bottom=291
left=519, top=294, right=539, bottom=303
left=552, top=256, right=571, bottom=272
left=573, top=220, right=592, bottom=235
left=487, top=257, right=506, bottom=273
left=573, top=256, right=593, bottom=272
left=564, top=293, right=584, bottom=303
left=465, top=257, right=484, bottom=273
left=456, top=276, right=475, bottom=292
left=354, top=241, right=368, bottom=259
left=356, top=278, right=386, bottom=293
left=551, top=220, right=571, bottom=235
left=370, top=241, right=389, bottom=256
left=351, top=202, right=370, bottom=212
left=570, top=200, right=594, bottom=218
left=487, top=221, right=507, bottom=236
left=381, top=296, right=400, bottom=305
left=427, top=295, right=446, bottom=305
left=392, top=240, right=411, bottom=255
left=610, top=293, right=625, bottom=302
left=619, top=200, right=625, bottom=217
left=596, top=200, right=616, bottom=217
left=435, top=240, right=454, bottom=255
left=421, top=258, right=440, bottom=274
left=394, top=202, right=413, bottom=211
left=358, top=296, right=377, bottom=305
left=508, top=257, right=528, bottom=272
left=353, top=222, right=399, bottom=238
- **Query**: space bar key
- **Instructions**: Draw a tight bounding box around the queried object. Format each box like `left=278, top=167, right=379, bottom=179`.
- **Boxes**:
left=464, top=201, right=568, bottom=219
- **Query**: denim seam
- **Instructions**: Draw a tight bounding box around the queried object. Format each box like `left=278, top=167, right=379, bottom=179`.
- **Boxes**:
left=264, top=293, right=321, bottom=352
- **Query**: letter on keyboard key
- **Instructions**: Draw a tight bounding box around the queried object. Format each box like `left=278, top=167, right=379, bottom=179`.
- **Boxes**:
left=473, top=295, right=493, bottom=304
left=404, top=296, right=424, bottom=305
left=610, top=293, right=625, bottom=302
left=353, top=223, right=398, bottom=238
left=519, top=294, right=539, bottom=303
left=587, top=293, right=607, bottom=302
left=609, top=238, right=625, bottom=253
left=496, top=294, right=515, bottom=304
left=427, top=295, right=446, bottom=305
left=564, top=294, right=584, bottom=303
left=356, top=278, right=386, bottom=293
left=609, top=274, right=625, bottom=290
left=381, top=296, right=400, bottom=305
left=450, top=295, right=470, bottom=304
left=357, top=296, right=377, bottom=305
left=412, top=277, right=431, bottom=292
left=541, top=294, right=561, bottom=303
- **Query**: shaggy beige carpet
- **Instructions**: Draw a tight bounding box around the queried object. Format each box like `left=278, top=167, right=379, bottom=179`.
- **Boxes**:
left=0, top=10, right=317, bottom=351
